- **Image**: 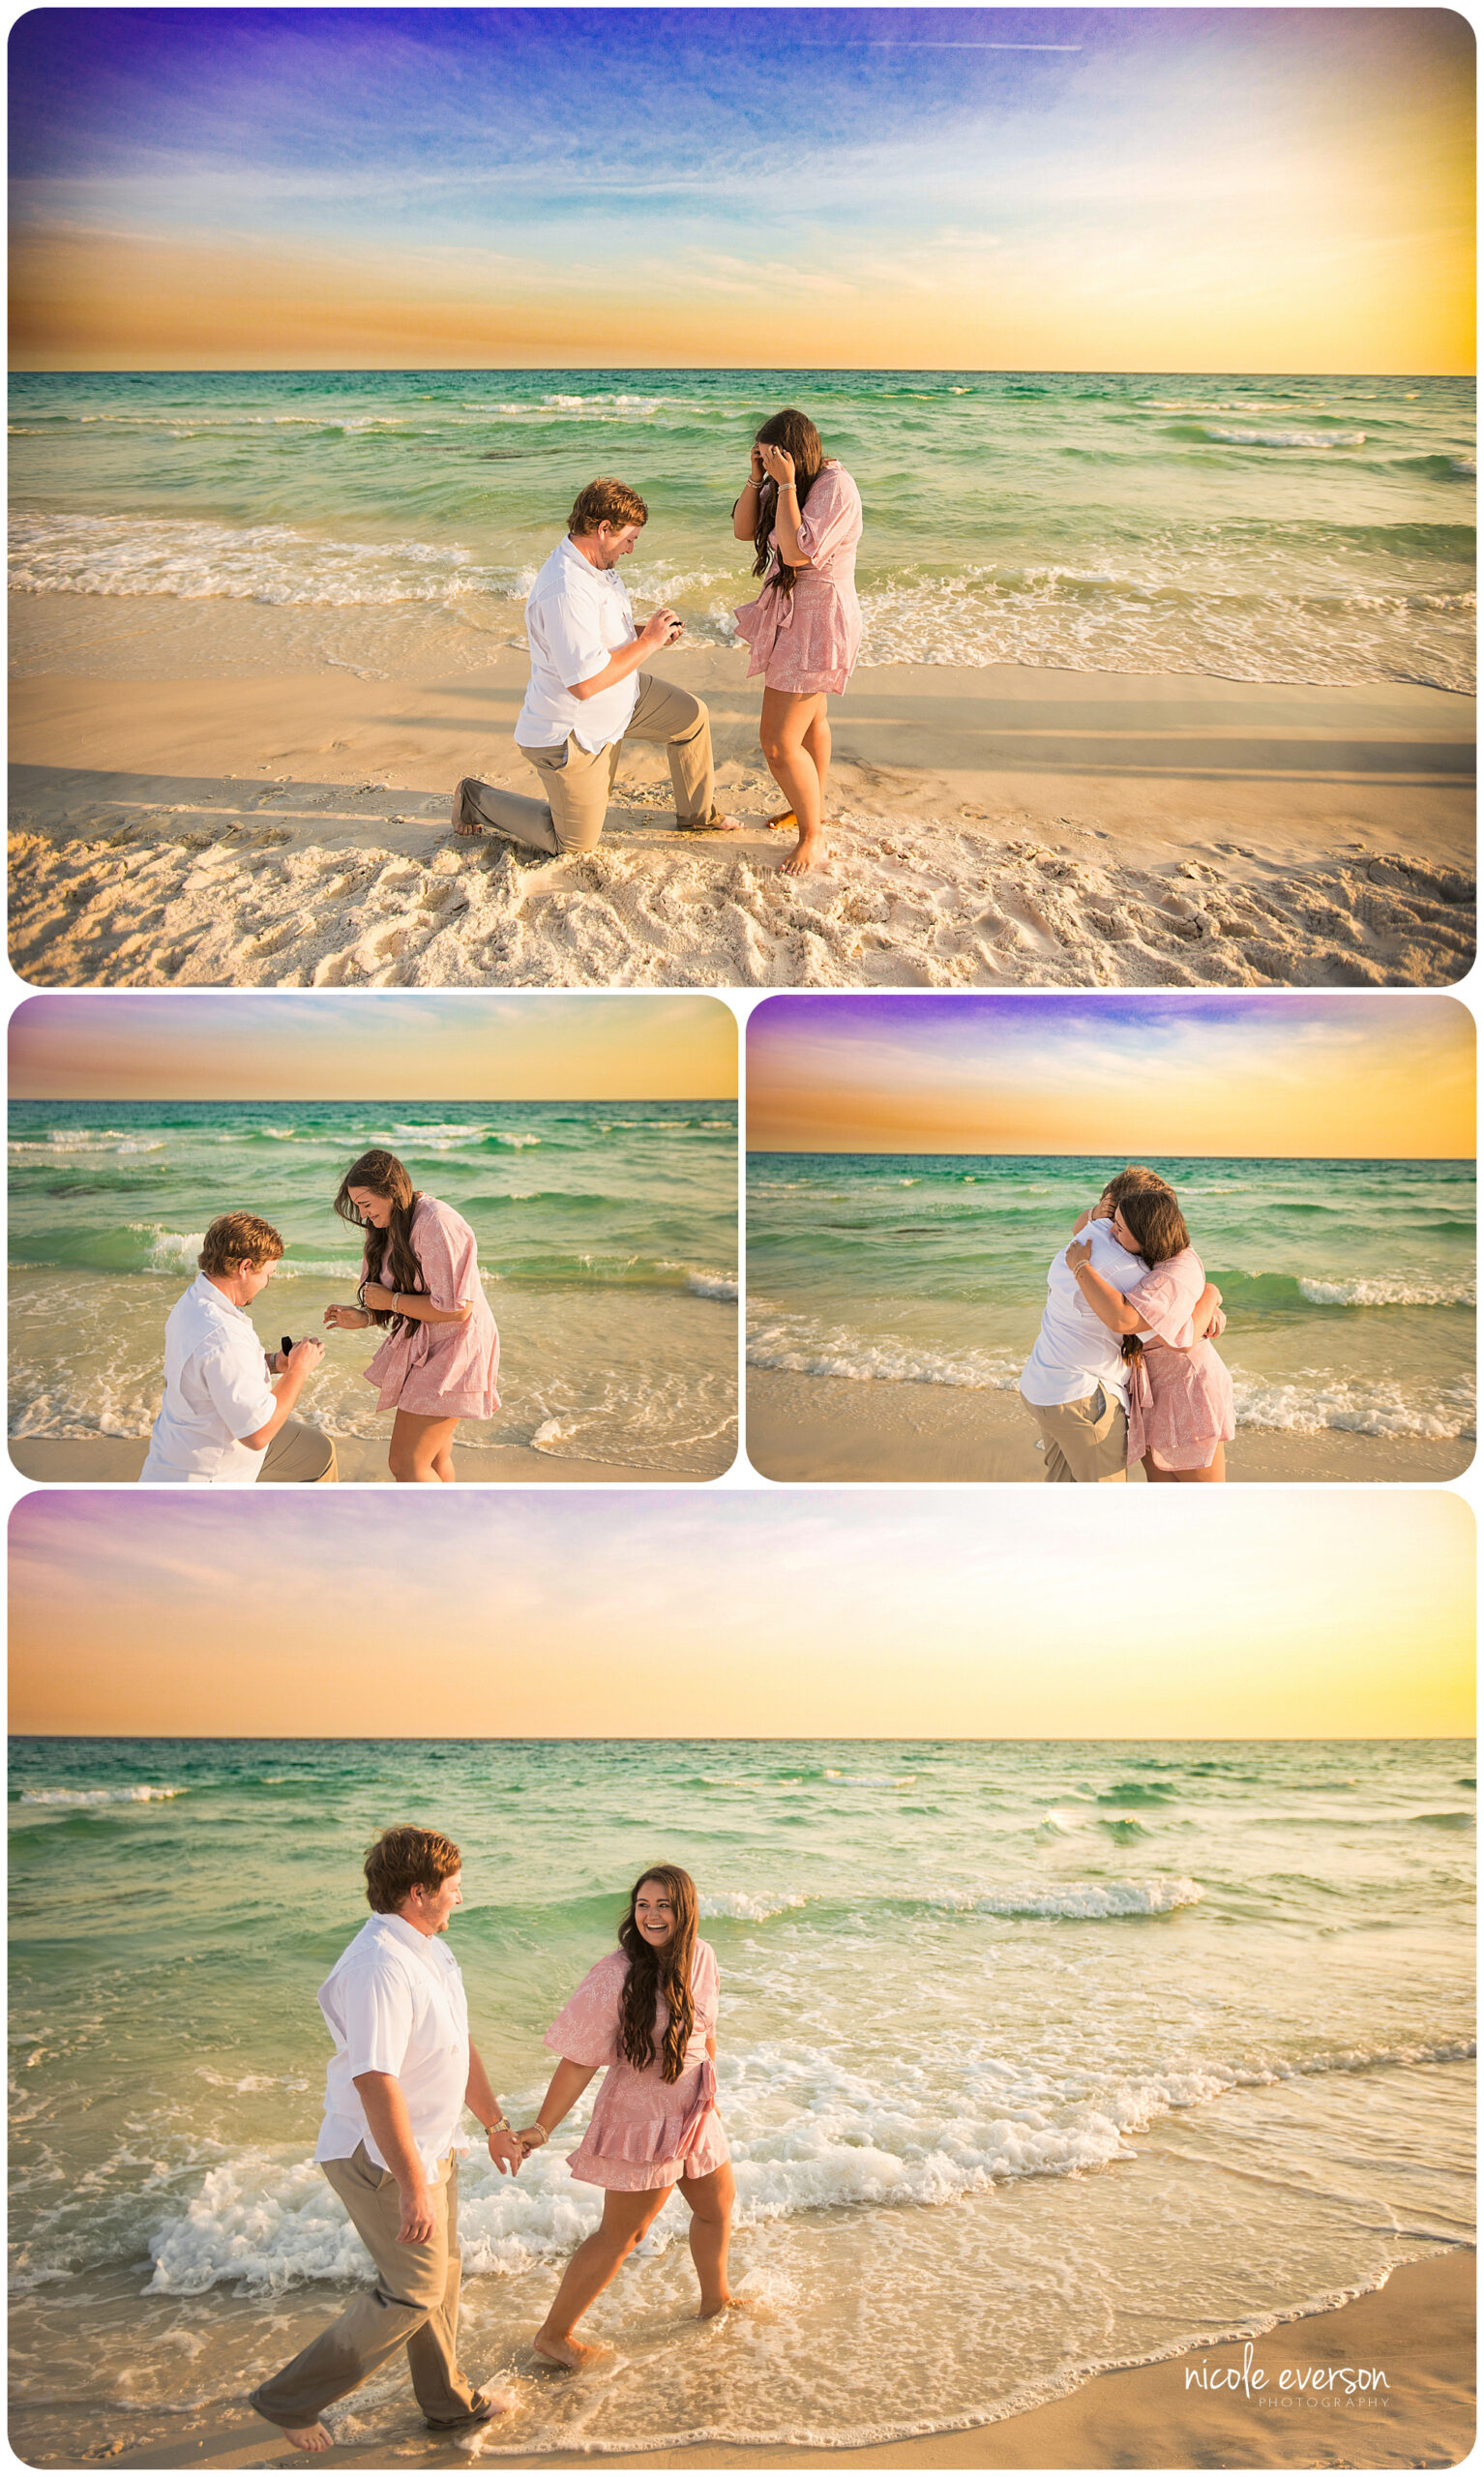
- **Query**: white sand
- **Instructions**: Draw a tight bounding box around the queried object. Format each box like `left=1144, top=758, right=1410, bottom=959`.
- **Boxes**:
left=9, top=642, right=1474, bottom=988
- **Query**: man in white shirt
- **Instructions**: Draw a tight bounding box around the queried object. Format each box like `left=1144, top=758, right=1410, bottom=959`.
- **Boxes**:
left=249, top=1828, right=526, bottom=2451
left=452, top=476, right=739, bottom=856
left=1019, top=1167, right=1172, bottom=1481
left=139, top=1210, right=336, bottom=1484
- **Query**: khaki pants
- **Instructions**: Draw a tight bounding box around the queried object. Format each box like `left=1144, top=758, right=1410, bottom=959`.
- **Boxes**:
left=258, top=1418, right=337, bottom=1483
left=1021, top=1386, right=1128, bottom=1482
left=248, top=2147, right=486, bottom=2431
left=460, top=671, right=720, bottom=855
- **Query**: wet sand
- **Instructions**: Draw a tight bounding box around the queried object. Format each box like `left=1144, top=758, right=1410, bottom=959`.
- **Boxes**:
left=35, top=2248, right=1469, bottom=2470
left=745, top=1368, right=1475, bottom=1483
left=9, top=622, right=1474, bottom=989
left=7, top=1435, right=697, bottom=1486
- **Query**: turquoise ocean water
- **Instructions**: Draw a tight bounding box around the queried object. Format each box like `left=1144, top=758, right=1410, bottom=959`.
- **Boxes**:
left=8, top=1734, right=1473, bottom=2458
left=10, top=371, right=1475, bottom=689
left=748, top=1153, right=1476, bottom=1444
left=9, top=1100, right=737, bottom=1473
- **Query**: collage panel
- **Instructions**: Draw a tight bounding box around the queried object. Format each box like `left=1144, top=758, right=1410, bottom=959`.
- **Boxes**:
left=745, top=993, right=1476, bottom=1485
left=7, top=995, right=739, bottom=1486
left=8, top=1486, right=1476, bottom=2469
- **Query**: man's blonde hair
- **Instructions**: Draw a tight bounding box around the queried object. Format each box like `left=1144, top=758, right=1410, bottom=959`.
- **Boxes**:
left=568, top=477, right=648, bottom=536
left=197, top=1211, right=284, bottom=1277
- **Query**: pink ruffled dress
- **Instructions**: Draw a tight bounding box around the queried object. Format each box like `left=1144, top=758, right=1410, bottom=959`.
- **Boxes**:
left=1124, top=1245, right=1236, bottom=1474
left=362, top=1195, right=500, bottom=1419
left=734, top=462, right=864, bottom=696
left=545, top=1941, right=727, bottom=2193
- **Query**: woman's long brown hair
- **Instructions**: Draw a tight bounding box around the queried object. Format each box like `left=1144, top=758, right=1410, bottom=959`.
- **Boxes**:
left=334, top=1149, right=425, bottom=1330
left=616, top=1864, right=699, bottom=2083
left=752, top=407, right=826, bottom=598
left=1115, top=1182, right=1193, bottom=1366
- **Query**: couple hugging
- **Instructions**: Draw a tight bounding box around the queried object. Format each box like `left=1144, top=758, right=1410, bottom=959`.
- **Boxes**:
left=141, top=1149, right=498, bottom=1487
left=1020, top=1165, right=1236, bottom=1483
left=250, top=1833, right=736, bottom=2453
left=453, top=404, right=863, bottom=877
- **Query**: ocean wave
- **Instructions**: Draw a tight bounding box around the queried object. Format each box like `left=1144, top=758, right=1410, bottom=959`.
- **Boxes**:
left=683, top=1271, right=739, bottom=1300
left=1229, top=1367, right=1475, bottom=1441
left=926, top=1877, right=1202, bottom=1920
left=1197, top=425, right=1367, bottom=449
left=1296, top=1274, right=1475, bottom=1307
left=144, top=2007, right=1465, bottom=2299
left=747, top=1316, right=1019, bottom=1391
left=8, top=513, right=517, bottom=609
left=698, top=1891, right=809, bottom=1921
left=17, top=1784, right=186, bottom=1806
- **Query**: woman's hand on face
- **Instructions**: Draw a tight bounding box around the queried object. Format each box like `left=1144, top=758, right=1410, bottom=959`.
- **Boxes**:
left=757, top=441, right=795, bottom=486
left=1065, top=1237, right=1092, bottom=1271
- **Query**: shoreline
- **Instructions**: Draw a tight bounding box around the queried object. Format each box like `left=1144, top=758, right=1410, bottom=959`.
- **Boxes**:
left=51, top=2248, right=1471, bottom=2470
left=6, top=1434, right=718, bottom=1486
left=10, top=635, right=1474, bottom=989
left=745, top=1366, right=1474, bottom=1483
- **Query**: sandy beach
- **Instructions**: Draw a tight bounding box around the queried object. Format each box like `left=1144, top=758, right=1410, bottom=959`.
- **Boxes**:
left=5, top=1434, right=668, bottom=1485
left=40, top=2249, right=1470, bottom=2470
left=745, top=1368, right=1475, bottom=1483
left=9, top=626, right=1475, bottom=990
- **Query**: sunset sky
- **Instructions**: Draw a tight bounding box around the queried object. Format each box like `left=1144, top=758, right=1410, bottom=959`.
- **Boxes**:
left=8, top=993, right=736, bottom=1100
left=10, top=8, right=1473, bottom=371
left=746, top=995, right=1475, bottom=1158
left=9, top=1490, right=1473, bottom=1740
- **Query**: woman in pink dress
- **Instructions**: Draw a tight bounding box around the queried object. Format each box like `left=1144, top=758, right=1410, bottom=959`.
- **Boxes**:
left=1065, top=1180, right=1236, bottom=1482
left=516, top=1864, right=735, bottom=2369
left=321, top=1148, right=499, bottom=1483
left=732, top=406, right=864, bottom=878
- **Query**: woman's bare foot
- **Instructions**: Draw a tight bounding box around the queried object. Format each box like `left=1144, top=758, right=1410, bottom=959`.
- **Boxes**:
left=275, top=2421, right=333, bottom=2452
left=697, top=2292, right=741, bottom=2319
left=780, top=827, right=826, bottom=875
left=532, top=2333, right=610, bottom=2372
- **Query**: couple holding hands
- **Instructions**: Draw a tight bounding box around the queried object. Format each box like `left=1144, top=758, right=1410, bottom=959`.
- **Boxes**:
left=454, top=404, right=863, bottom=876
left=249, top=1835, right=735, bottom=2452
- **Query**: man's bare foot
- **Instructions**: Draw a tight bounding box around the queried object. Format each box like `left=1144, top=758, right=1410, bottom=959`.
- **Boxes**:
left=676, top=813, right=744, bottom=834
left=780, top=828, right=826, bottom=875
left=532, top=2333, right=611, bottom=2372
left=275, top=2421, right=333, bottom=2452
left=452, top=778, right=483, bottom=837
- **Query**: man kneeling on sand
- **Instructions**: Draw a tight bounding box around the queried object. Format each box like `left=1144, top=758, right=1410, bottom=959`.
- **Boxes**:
left=139, top=1210, right=337, bottom=1484
left=453, top=476, right=740, bottom=854
left=249, top=1828, right=526, bottom=2452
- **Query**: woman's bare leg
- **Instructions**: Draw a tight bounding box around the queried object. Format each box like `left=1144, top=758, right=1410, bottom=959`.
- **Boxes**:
left=759, top=688, right=829, bottom=875
left=534, top=2187, right=672, bottom=2367
left=1143, top=1453, right=1175, bottom=1482
left=678, top=2162, right=735, bottom=2315
left=388, top=1411, right=460, bottom=1483
left=1173, top=1445, right=1226, bottom=1483
left=802, top=705, right=831, bottom=807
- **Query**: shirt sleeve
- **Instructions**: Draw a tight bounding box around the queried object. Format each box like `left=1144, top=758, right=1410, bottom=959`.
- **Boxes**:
left=795, top=465, right=862, bottom=567
left=341, top=1955, right=417, bottom=2078
left=413, top=1201, right=479, bottom=1312
left=545, top=1954, right=624, bottom=2067
left=198, top=1344, right=277, bottom=1442
left=1126, top=1250, right=1203, bottom=1345
left=535, top=573, right=629, bottom=689
left=693, top=1941, right=720, bottom=2037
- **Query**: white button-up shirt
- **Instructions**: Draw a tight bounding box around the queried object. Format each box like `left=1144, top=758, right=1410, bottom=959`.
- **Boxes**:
left=139, top=1271, right=278, bottom=1484
left=516, top=534, right=640, bottom=754
left=315, top=1913, right=472, bottom=2178
left=1020, top=1216, right=1150, bottom=1413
